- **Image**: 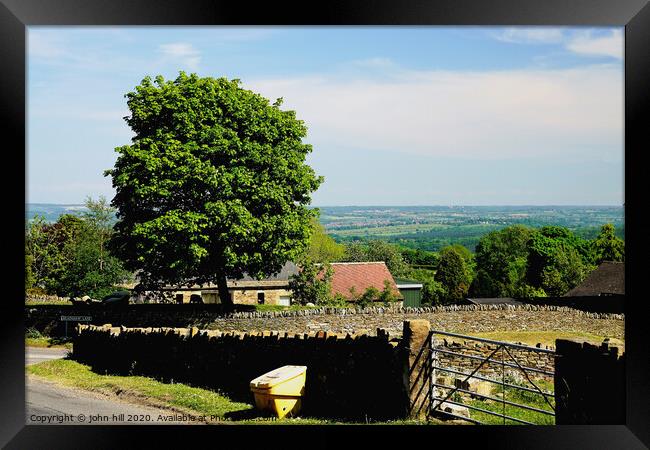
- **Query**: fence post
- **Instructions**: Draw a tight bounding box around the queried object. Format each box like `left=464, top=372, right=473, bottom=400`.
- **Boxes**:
left=403, top=319, right=431, bottom=419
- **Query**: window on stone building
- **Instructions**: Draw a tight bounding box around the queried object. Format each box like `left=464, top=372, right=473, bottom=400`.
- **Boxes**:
left=257, top=292, right=265, bottom=304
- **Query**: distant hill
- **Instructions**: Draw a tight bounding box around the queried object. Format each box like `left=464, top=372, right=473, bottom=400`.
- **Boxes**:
left=26, top=203, right=88, bottom=222
left=26, top=203, right=624, bottom=253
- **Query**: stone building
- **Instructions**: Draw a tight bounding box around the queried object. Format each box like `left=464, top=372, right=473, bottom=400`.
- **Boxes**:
left=150, top=262, right=298, bottom=305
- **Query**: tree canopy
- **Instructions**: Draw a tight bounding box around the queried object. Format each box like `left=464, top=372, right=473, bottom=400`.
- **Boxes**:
left=343, top=240, right=408, bottom=276
left=436, top=246, right=472, bottom=304
left=470, top=225, right=534, bottom=298
left=106, top=73, right=322, bottom=305
left=306, top=217, right=345, bottom=263
left=25, top=197, right=130, bottom=298
left=592, top=223, right=625, bottom=264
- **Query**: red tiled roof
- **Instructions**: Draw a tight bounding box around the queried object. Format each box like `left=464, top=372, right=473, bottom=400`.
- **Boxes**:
left=327, top=262, right=402, bottom=300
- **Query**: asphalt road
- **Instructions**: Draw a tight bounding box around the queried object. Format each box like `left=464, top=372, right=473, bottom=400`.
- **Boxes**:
left=26, top=347, right=69, bottom=366
left=25, top=347, right=195, bottom=425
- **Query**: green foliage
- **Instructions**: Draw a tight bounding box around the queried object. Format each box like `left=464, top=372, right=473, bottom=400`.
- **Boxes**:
left=106, top=73, right=322, bottom=304
left=378, top=279, right=400, bottom=306
left=59, top=198, right=131, bottom=298
left=471, top=224, right=617, bottom=298
left=592, top=223, right=625, bottom=264
left=288, top=260, right=334, bottom=306
left=25, top=199, right=131, bottom=298
left=307, top=217, right=345, bottom=263
left=511, top=283, right=548, bottom=299
left=403, top=268, right=445, bottom=306
left=25, top=327, right=43, bottom=339
left=525, top=227, right=593, bottom=297
left=25, top=215, right=70, bottom=293
left=357, top=286, right=380, bottom=309
left=400, top=248, right=439, bottom=267
left=343, top=240, right=408, bottom=276
left=436, top=247, right=471, bottom=304
left=25, top=252, right=35, bottom=291
left=470, top=225, right=535, bottom=298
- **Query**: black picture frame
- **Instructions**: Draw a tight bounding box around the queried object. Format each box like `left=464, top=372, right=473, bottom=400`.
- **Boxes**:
left=2, top=0, right=648, bottom=448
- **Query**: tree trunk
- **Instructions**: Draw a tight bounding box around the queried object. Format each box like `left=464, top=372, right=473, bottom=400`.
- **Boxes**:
left=216, top=272, right=233, bottom=308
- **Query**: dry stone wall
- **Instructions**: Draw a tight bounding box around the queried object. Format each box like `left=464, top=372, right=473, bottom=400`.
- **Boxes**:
left=433, top=338, right=555, bottom=383
left=73, top=323, right=409, bottom=420
left=26, top=304, right=624, bottom=340
left=203, top=305, right=624, bottom=341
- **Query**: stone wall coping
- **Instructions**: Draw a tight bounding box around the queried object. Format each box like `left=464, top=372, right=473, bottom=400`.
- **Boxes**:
left=78, top=323, right=394, bottom=342
left=216, top=304, right=624, bottom=321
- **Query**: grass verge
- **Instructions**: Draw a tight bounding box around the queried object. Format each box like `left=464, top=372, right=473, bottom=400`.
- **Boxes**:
left=26, top=337, right=73, bottom=349
left=28, top=359, right=254, bottom=420
left=27, top=359, right=441, bottom=425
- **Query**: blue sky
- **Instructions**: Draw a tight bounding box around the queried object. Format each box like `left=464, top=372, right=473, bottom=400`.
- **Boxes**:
left=27, top=27, right=624, bottom=206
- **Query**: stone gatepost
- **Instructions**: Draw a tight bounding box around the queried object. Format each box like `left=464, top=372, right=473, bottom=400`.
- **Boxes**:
left=403, top=319, right=431, bottom=419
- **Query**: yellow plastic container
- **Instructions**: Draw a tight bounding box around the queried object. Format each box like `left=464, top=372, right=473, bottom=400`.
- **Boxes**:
left=250, top=365, right=307, bottom=419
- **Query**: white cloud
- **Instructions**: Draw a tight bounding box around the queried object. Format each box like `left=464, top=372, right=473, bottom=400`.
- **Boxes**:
left=245, top=65, right=622, bottom=162
left=566, top=30, right=623, bottom=59
left=493, top=28, right=566, bottom=44
left=492, top=27, right=623, bottom=60
left=158, top=43, right=201, bottom=70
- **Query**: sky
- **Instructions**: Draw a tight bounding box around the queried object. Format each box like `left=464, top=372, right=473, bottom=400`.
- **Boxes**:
left=27, top=26, right=624, bottom=206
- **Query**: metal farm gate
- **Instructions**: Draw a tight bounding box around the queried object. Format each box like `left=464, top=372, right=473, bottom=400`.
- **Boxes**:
left=428, top=330, right=556, bottom=425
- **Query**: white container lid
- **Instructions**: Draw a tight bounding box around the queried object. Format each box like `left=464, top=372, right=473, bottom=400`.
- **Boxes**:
left=250, top=365, right=307, bottom=389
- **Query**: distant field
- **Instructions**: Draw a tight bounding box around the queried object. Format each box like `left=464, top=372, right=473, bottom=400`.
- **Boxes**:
left=27, top=204, right=624, bottom=253
left=317, top=205, right=624, bottom=251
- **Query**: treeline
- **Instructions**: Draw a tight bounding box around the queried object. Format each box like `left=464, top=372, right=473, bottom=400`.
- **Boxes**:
left=25, top=203, right=625, bottom=307
left=304, top=220, right=625, bottom=306
left=25, top=197, right=132, bottom=299
left=332, top=224, right=625, bottom=253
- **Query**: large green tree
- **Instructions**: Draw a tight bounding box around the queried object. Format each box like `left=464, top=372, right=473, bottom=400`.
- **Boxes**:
left=343, top=240, right=408, bottom=276
left=307, top=217, right=345, bottom=263
left=106, top=73, right=322, bottom=305
left=525, top=226, right=593, bottom=296
left=592, top=223, right=625, bottom=264
left=58, top=198, right=131, bottom=298
left=25, top=215, right=71, bottom=293
left=470, top=225, right=534, bottom=298
left=25, top=199, right=130, bottom=298
left=436, top=246, right=471, bottom=303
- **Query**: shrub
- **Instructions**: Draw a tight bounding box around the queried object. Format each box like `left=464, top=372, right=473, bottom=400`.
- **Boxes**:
left=357, top=286, right=380, bottom=309
left=26, top=327, right=43, bottom=339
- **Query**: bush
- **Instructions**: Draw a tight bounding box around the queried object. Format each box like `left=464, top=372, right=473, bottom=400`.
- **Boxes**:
left=357, top=286, right=380, bottom=309
left=378, top=279, right=399, bottom=307
left=289, top=259, right=334, bottom=306
left=26, top=327, right=43, bottom=339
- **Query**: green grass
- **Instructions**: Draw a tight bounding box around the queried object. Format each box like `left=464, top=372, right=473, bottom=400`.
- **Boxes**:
left=27, top=359, right=442, bottom=425
left=25, top=299, right=72, bottom=306
left=28, top=359, right=254, bottom=419
left=462, top=378, right=555, bottom=425
left=26, top=337, right=73, bottom=349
